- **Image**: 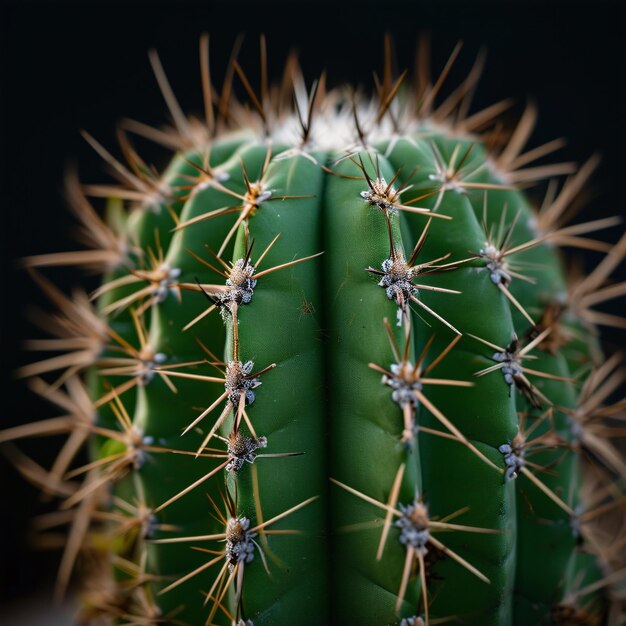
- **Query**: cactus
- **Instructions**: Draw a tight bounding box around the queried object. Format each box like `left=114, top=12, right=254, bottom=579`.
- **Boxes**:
left=7, top=37, right=626, bottom=625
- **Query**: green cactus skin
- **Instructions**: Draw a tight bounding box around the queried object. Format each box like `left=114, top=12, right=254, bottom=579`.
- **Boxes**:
left=8, top=41, right=626, bottom=626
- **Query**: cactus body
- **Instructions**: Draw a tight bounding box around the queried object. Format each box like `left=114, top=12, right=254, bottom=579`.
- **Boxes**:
left=9, top=42, right=626, bottom=626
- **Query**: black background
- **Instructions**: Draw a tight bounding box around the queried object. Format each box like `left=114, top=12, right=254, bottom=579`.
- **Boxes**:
left=1, top=0, right=625, bottom=609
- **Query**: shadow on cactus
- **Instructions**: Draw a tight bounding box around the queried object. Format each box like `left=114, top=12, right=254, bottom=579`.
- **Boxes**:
left=7, top=35, right=626, bottom=626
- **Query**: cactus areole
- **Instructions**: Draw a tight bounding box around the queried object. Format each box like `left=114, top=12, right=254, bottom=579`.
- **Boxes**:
left=12, top=38, right=626, bottom=626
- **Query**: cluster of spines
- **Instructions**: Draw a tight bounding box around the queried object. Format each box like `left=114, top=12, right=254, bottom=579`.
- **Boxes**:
left=4, top=35, right=626, bottom=626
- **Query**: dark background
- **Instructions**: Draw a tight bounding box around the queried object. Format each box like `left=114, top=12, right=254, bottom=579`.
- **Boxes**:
left=1, top=0, right=625, bottom=611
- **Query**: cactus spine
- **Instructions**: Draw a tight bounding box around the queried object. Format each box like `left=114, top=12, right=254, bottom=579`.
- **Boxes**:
left=8, top=38, right=626, bottom=626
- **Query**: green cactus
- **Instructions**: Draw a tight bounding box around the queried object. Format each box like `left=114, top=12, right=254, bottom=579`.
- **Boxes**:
left=8, top=38, right=626, bottom=626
